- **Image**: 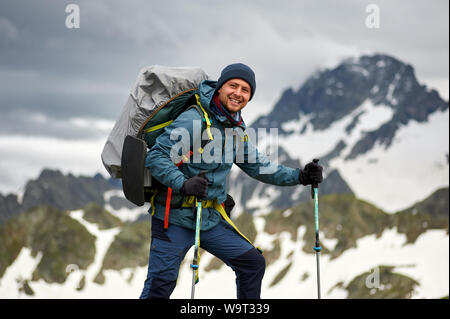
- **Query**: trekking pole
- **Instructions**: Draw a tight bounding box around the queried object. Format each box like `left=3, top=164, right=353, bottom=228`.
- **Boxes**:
left=190, top=172, right=206, bottom=299
left=190, top=199, right=202, bottom=299
left=311, top=158, right=322, bottom=299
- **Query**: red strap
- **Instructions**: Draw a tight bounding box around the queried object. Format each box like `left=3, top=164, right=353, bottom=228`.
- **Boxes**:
left=175, top=150, right=193, bottom=167
left=164, top=187, right=172, bottom=229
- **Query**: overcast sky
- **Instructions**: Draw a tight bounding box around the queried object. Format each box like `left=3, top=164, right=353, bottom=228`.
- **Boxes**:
left=0, top=0, right=448, bottom=194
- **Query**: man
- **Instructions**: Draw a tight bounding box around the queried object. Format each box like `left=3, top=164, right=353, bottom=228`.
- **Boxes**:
left=140, top=63, right=323, bottom=299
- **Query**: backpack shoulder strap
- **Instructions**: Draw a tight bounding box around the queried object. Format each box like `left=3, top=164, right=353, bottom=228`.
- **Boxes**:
left=185, top=95, right=214, bottom=153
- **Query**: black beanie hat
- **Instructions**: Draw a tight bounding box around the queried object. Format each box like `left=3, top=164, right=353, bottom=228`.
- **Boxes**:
left=216, top=63, right=256, bottom=100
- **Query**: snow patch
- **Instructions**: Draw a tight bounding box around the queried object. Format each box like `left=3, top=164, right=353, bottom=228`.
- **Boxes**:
left=0, top=248, right=43, bottom=298
left=331, top=108, right=449, bottom=212
left=279, top=99, right=393, bottom=165
left=246, top=184, right=281, bottom=216
left=349, top=65, right=369, bottom=77
left=68, top=210, right=121, bottom=284
left=103, top=189, right=148, bottom=222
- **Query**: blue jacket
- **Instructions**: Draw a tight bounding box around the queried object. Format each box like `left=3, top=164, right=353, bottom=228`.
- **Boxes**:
left=146, top=80, right=300, bottom=230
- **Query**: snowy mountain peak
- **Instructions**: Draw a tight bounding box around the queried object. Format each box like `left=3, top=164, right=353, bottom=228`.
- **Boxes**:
left=251, top=53, right=447, bottom=135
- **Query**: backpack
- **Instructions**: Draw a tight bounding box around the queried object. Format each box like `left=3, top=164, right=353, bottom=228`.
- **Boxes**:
left=101, top=65, right=210, bottom=206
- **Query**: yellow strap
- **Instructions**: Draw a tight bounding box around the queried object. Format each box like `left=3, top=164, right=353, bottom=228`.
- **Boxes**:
left=195, top=94, right=214, bottom=141
left=144, top=120, right=174, bottom=133
left=213, top=202, right=256, bottom=248
left=180, top=196, right=258, bottom=251
left=181, top=196, right=216, bottom=208
left=145, top=189, right=158, bottom=216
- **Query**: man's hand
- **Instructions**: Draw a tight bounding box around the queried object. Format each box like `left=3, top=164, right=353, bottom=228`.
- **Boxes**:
left=181, top=174, right=209, bottom=199
left=299, top=160, right=323, bottom=186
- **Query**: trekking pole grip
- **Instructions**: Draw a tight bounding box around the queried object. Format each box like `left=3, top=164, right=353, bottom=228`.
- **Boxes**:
left=311, top=159, right=319, bottom=199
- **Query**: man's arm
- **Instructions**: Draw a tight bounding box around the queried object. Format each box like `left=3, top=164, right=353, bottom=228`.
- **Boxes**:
left=234, top=136, right=301, bottom=186
left=146, top=108, right=202, bottom=191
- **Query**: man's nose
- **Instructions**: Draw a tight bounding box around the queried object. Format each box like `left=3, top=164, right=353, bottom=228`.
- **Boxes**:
left=233, top=87, right=243, bottom=96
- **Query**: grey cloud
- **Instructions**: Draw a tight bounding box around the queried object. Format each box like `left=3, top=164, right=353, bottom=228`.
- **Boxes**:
left=0, top=0, right=448, bottom=140
left=0, top=17, right=18, bottom=40
left=0, top=108, right=113, bottom=140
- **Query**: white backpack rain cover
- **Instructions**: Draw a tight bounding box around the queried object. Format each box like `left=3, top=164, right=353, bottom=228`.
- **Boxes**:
left=101, top=65, right=209, bottom=178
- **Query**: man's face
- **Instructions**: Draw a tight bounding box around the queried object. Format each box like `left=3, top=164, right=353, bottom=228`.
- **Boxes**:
left=217, top=78, right=251, bottom=115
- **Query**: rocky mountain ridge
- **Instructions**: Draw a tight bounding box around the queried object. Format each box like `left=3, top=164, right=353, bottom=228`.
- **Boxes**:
left=252, top=54, right=448, bottom=159
left=0, top=169, right=123, bottom=224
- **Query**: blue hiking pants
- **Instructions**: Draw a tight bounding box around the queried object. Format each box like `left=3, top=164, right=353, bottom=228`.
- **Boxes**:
left=139, top=216, right=265, bottom=299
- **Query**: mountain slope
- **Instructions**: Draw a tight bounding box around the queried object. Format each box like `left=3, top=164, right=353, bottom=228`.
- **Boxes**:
left=0, top=206, right=96, bottom=283
left=0, top=169, right=123, bottom=224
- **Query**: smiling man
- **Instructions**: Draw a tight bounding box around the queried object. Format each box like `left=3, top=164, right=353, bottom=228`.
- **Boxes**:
left=218, top=78, right=250, bottom=112
left=140, top=63, right=323, bottom=299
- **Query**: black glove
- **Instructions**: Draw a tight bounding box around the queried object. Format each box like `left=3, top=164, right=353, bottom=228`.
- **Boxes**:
left=224, top=194, right=235, bottom=217
left=299, top=160, right=323, bottom=186
left=181, top=174, right=209, bottom=199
